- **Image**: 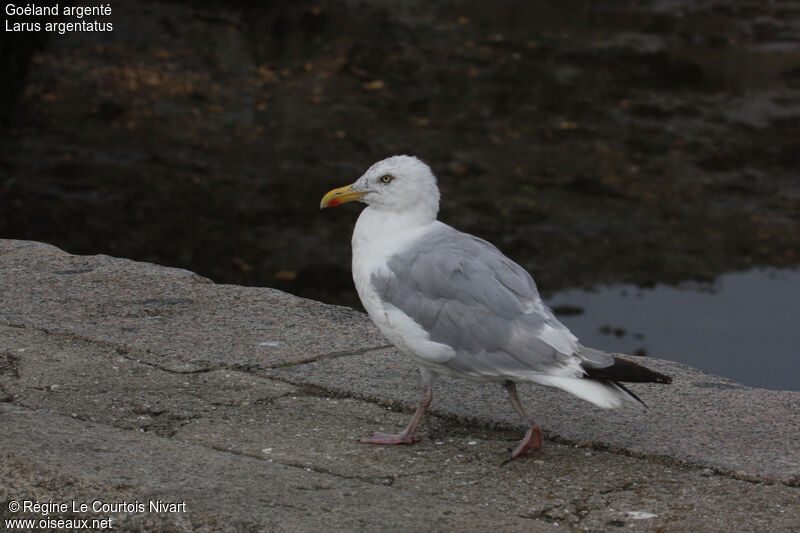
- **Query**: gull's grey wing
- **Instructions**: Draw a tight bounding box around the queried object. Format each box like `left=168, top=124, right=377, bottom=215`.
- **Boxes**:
left=371, top=224, right=613, bottom=378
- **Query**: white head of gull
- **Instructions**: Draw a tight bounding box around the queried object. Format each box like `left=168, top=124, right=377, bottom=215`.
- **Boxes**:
left=321, top=155, right=671, bottom=458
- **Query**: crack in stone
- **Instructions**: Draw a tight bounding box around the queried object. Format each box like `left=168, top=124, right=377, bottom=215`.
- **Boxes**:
left=0, top=321, right=214, bottom=375
left=3, top=321, right=795, bottom=487
left=1, top=403, right=396, bottom=490
left=262, top=376, right=799, bottom=487
left=0, top=320, right=390, bottom=375
left=282, top=461, right=395, bottom=487
left=277, top=344, right=393, bottom=367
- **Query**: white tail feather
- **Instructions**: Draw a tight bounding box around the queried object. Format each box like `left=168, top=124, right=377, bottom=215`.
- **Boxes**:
left=532, top=376, right=640, bottom=408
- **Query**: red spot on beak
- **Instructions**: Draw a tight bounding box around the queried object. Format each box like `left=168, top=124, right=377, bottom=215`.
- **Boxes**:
left=328, top=199, right=341, bottom=207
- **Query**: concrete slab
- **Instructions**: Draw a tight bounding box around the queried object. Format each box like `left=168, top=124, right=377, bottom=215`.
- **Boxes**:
left=0, top=240, right=387, bottom=369
left=0, top=324, right=298, bottom=437
left=2, top=240, right=799, bottom=531
left=269, top=348, right=800, bottom=485
left=0, top=405, right=557, bottom=532
left=3, top=323, right=797, bottom=532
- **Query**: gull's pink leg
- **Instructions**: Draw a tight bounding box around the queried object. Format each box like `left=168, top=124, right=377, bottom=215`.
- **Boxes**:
left=361, top=384, right=433, bottom=445
left=504, top=381, right=543, bottom=458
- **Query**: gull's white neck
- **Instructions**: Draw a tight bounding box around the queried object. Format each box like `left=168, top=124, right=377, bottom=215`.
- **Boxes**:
left=352, top=206, right=439, bottom=267
left=351, top=205, right=442, bottom=343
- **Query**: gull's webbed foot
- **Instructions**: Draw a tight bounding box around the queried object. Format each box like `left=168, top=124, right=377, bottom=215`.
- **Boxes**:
left=361, top=382, right=433, bottom=447
left=360, top=432, right=421, bottom=445
left=510, top=423, right=543, bottom=459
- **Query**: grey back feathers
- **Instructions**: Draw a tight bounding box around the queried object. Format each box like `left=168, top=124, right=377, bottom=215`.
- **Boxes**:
left=371, top=225, right=614, bottom=379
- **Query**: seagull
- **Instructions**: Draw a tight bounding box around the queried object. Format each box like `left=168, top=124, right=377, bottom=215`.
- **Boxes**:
left=320, top=155, right=671, bottom=458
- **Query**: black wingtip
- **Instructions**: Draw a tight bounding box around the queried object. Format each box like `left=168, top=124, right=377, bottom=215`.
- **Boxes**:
left=583, top=356, right=673, bottom=385
left=656, top=374, right=673, bottom=385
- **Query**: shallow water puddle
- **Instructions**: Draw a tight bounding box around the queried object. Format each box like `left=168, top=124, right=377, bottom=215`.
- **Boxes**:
left=548, top=268, right=800, bottom=391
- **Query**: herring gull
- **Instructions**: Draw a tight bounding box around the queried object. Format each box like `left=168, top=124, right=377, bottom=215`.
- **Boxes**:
left=320, top=155, right=671, bottom=458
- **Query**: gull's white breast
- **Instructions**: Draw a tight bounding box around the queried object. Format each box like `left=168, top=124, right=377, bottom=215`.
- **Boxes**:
left=351, top=207, right=457, bottom=367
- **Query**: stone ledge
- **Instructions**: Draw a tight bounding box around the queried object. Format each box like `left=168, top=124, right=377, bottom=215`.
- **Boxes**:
left=0, top=239, right=388, bottom=370
left=1, top=404, right=549, bottom=532
left=269, top=348, right=800, bottom=485
left=1, top=239, right=798, bottom=532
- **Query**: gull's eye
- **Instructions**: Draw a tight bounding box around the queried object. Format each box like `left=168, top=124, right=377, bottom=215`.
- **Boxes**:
left=380, top=175, right=393, bottom=184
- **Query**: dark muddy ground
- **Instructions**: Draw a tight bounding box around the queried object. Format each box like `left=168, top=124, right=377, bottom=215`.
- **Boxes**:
left=1, top=0, right=799, bottom=310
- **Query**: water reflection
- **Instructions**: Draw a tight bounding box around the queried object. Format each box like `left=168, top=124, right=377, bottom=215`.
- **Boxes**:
left=548, top=268, right=800, bottom=391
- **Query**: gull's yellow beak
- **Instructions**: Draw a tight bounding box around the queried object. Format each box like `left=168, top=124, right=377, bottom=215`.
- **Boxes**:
left=319, top=184, right=365, bottom=209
